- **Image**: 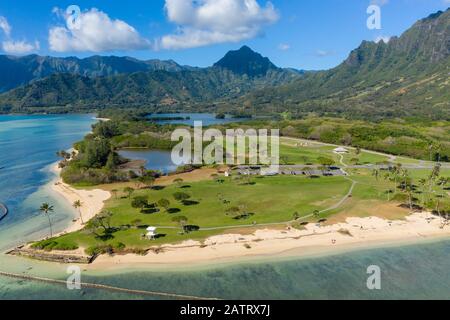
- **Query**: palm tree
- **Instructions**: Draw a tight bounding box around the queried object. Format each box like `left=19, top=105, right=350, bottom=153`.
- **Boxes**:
left=418, top=178, right=427, bottom=206
left=400, top=169, right=414, bottom=211
left=124, top=187, right=135, bottom=199
left=372, top=169, right=380, bottom=181
left=313, top=210, right=320, bottom=219
left=429, top=163, right=442, bottom=193
left=383, top=172, right=393, bottom=201
left=72, top=200, right=84, bottom=224
left=39, top=203, right=54, bottom=238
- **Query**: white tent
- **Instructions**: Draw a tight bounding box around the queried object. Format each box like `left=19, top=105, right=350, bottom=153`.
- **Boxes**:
left=146, top=226, right=157, bottom=240
left=333, top=147, right=349, bottom=154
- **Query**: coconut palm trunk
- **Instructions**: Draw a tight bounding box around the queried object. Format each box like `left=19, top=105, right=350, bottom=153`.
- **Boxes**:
left=39, top=203, right=54, bottom=238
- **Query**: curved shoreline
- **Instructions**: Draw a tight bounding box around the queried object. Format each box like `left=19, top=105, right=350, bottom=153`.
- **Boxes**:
left=49, top=163, right=111, bottom=236
left=0, top=202, right=8, bottom=222
left=87, top=212, right=450, bottom=271
left=37, top=163, right=450, bottom=270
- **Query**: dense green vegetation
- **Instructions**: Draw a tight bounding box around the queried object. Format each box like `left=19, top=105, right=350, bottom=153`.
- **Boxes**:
left=0, top=47, right=300, bottom=114
left=34, top=165, right=449, bottom=253
left=238, top=9, right=450, bottom=120
left=1, top=9, right=448, bottom=120
left=215, top=117, right=450, bottom=161
left=0, top=54, right=186, bottom=94
left=59, top=112, right=450, bottom=187
left=59, top=119, right=177, bottom=185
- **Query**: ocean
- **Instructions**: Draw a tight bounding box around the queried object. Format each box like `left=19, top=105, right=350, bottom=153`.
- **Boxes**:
left=1, top=114, right=449, bottom=300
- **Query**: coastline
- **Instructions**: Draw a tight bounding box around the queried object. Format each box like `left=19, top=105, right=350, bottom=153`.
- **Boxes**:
left=39, top=163, right=450, bottom=270
left=87, top=211, right=450, bottom=270
left=50, top=163, right=111, bottom=236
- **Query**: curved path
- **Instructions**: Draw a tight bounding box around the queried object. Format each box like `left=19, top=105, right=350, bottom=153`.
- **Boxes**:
left=282, top=136, right=450, bottom=169
left=156, top=177, right=357, bottom=232
left=0, top=202, right=8, bottom=222
left=0, top=271, right=220, bottom=300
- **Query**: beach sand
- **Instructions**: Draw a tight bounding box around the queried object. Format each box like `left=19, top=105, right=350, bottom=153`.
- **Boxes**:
left=88, top=211, right=450, bottom=270
left=46, top=163, right=450, bottom=270
left=50, top=164, right=111, bottom=235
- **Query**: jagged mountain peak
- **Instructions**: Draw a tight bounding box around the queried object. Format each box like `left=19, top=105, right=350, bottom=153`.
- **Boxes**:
left=214, top=45, right=278, bottom=77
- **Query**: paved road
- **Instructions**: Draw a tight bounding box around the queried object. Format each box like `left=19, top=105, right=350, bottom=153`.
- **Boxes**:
left=281, top=137, right=450, bottom=170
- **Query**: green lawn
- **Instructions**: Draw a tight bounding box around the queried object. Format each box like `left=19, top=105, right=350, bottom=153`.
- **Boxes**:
left=38, top=155, right=448, bottom=254
left=279, top=137, right=390, bottom=165
left=49, top=175, right=352, bottom=250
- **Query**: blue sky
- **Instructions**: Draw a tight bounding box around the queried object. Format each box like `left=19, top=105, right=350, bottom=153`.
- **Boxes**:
left=0, top=0, right=448, bottom=70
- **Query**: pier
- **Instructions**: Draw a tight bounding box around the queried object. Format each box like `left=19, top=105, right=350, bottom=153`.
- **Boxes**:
left=0, top=202, right=8, bottom=222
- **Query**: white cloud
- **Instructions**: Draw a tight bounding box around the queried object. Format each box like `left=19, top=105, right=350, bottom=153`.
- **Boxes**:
left=278, top=43, right=290, bottom=51
left=159, top=0, right=279, bottom=50
left=0, top=16, right=11, bottom=37
left=49, top=8, right=152, bottom=52
left=370, top=0, right=389, bottom=6
left=0, top=16, right=39, bottom=55
left=315, top=50, right=335, bottom=57
left=2, top=40, right=40, bottom=54
left=375, top=35, right=391, bottom=43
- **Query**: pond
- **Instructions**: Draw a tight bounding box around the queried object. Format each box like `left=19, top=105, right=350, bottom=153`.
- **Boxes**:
left=147, top=113, right=248, bottom=126
left=118, top=149, right=179, bottom=174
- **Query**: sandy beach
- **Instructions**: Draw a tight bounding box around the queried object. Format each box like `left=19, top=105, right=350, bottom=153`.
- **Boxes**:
left=87, top=211, right=450, bottom=270
left=50, top=164, right=111, bottom=235
left=46, top=164, right=450, bottom=270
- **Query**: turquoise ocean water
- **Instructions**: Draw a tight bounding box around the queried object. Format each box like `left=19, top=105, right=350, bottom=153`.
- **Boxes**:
left=1, top=114, right=450, bottom=300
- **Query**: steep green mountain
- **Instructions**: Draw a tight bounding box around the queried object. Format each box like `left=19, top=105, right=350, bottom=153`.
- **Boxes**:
left=214, top=45, right=278, bottom=76
left=0, top=57, right=299, bottom=113
left=0, top=55, right=185, bottom=92
left=240, top=8, right=450, bottom=120
left=0, top=9, right=448, bottom=118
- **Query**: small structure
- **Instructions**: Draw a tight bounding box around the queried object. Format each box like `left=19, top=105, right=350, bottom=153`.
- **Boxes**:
left=333, top=147, right=349, bottom=154
left=146, top=226, right=157, bottom=240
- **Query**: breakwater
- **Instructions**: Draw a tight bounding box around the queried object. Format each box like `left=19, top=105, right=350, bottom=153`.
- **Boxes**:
left=0, top=202, right=7, bottom=221
left=0, top=271, right=220, bottom=300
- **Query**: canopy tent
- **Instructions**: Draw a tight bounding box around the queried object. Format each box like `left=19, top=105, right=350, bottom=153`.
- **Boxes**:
left=146, top=226, right=157, bottom=239
left=333, top=147, right=349, bottom=154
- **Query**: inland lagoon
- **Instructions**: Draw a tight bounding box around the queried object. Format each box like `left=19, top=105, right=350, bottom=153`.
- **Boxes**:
left=1, top=114, right=450, bottom=300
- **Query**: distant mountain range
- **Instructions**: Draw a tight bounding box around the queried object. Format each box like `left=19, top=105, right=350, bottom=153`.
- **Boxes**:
left=0, top=55, right=189, bottom=93
left=240, top=8, right=450, bottom=119
left=0, top=46, right=302, bottom=113
left=0, top=8, right=448, bottom=119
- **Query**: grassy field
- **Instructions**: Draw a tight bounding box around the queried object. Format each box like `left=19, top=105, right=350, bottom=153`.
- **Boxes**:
left=279, top=137, right=390, bottom=165
left=48, top=175, right=352, bottom=250
left=35, top=133, right=449, bottom=255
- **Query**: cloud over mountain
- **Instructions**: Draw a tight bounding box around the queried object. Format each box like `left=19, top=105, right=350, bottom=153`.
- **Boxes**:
left=159, top=0, right=279, bottom=50
left=0, top=16, right=39, bottom=54
left=49, top=8, right=152, bottom=52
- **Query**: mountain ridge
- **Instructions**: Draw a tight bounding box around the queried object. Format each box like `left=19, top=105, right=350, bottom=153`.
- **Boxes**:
left=0, top=54, right=187, bottom=92
left=0, top=8, right=448, bottom=119
left=238, top=7, right=450, bottom=119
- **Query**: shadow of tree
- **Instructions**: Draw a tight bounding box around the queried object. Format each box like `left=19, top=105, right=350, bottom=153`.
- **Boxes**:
left=141, top=208, right=160, bottom=214
left=182, top=200, right=200, bottom=206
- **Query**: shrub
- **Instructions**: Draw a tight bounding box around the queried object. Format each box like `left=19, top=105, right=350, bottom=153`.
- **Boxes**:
left=85, top=244, right=113, bottom=256
left=31, top=239, right=78, bottom=251
left=112, top=242, right=126, bottom=251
